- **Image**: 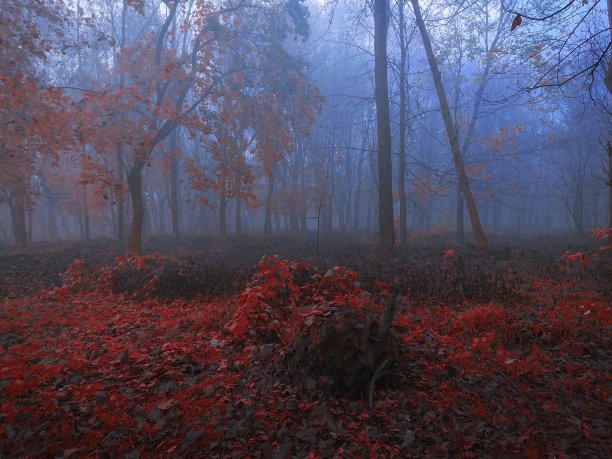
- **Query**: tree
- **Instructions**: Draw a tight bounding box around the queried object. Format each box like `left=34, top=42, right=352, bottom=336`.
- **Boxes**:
left=206, top=89, right=255, bottom=238
left=505, top=0, right=611, bottom=240
left=606, top=141, right=612, bottom=245
left=374, top=0, right=396, bottom=247
left=409, top=0, right=488, bottom=249
left=0, top=0, right=73, bottom=246
left=395, top=0, right=413, bottom=243
left=434, top=1, right=510, bottom=239
left=83, top=0, right=312, bottom=253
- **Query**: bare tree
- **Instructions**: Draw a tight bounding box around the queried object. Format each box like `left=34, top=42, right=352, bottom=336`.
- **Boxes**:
left=410, top=0, right=488, bottom=249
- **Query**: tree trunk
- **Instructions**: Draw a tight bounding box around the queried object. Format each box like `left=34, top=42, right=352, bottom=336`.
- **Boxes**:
left=354, top=122, right=368, bottom=232
left=456, top=183, right=465, bottom=238
left=235, top=190, right=242, bottom=236
left=398, top=1, right=408, bottom=243
left=290, top=206, right=299, bottom=234
left=78, top=214, right=85, bottom=240
left=354, top=151, right=363, bottom=232
left=263, top=171, right=274, bottom=236
left=0, top=218, right=8, bottom=242
left=46, top=195, right=58, bottom=242
left=290, top=127, right=303, bottom=234
left=456, top=5, right=503, bottom=240
left=374, top=0, right=395, bottom=247
left=410, top=0, right=487, bottom=249
left=27, top=209, right=33, bottom=245
left=170, top=129, right=180, bottom=237
left=574, top=192, right=584, bottom=235
left=115, top=0, right=128, bottom=247
left=606, top=0, right=612, bottom=94
left=300, top=205, right=308, bottom=234
left=605, top=146, right=611, bottom=234
left=123, top=0, right=182, bottom=253
left=235, top=172, right=242, bottom=236
left=116, top=146, right=125, bottom=245
left=60, top=212, right=71, bottom=240
left=127, top=161, right=145, bottom=254
left=144, top=203, right=153, bottom=240
left=219, top=191, right=227, bottom=238
left=156, top=193, right=165, bottom=233
left=83, top=185, right=90, bottom=240
left=342, top=143, right=352, bottom=234
left=325, top=149, right=334, bottom=234
left=456, top=29, right=500, bottom=238
left=10, top=195, right=27, bottom=247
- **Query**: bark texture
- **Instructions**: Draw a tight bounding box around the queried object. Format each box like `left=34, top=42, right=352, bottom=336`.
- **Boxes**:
left=374, top=0, right=395, bottom=247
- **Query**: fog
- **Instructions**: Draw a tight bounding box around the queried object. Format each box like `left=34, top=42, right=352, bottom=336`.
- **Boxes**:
left=2, top=0, right=611, bottom=251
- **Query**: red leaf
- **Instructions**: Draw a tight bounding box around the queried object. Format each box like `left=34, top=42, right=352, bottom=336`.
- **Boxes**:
left=228, top=315, right=249, bottom=340
left=510, top=14, right=522, bottom=31
left=157, top=399, right=175, bottom=411
left=580, top=257, right=589, bottom=267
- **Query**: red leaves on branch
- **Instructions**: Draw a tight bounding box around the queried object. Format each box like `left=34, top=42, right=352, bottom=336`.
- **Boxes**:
left=510, top=14, right=522, bottom=32
left=561, top=250, right=589, bottom=266
left=126, top=0, right=145, bottom=14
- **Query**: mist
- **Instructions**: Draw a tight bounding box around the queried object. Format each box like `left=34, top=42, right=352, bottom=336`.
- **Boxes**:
left=1, top=0, right=610, bottom=251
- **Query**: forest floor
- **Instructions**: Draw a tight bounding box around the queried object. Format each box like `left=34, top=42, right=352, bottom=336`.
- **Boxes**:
left=0, top=234, right=610, bottom=458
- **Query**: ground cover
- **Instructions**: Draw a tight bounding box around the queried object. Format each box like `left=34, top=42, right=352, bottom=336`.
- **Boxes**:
left=0, top=236, right=610, bottom=457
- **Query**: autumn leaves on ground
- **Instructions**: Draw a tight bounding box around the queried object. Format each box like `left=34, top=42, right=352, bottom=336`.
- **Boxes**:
left=0, top=236, right=610, bottom=458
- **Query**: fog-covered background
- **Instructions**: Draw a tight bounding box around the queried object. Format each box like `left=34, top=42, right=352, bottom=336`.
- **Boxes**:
left=2, top=0, right=610, bottom=250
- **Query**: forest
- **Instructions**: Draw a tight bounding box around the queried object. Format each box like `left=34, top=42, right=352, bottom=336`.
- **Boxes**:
left=1, top=0, right=611, bottom=457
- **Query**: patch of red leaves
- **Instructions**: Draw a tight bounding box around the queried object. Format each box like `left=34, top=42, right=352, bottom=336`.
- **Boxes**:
left=227, top=256, right=370, bottom=344
left=0, top=255, right=610, bottom=457
left=395, top=287, right=610, bottom=457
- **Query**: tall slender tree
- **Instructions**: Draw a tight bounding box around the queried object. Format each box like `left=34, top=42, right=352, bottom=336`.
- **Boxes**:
left=410, top=0, right=488, bottom=249
left=374, top=0, right=396, bottom=247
